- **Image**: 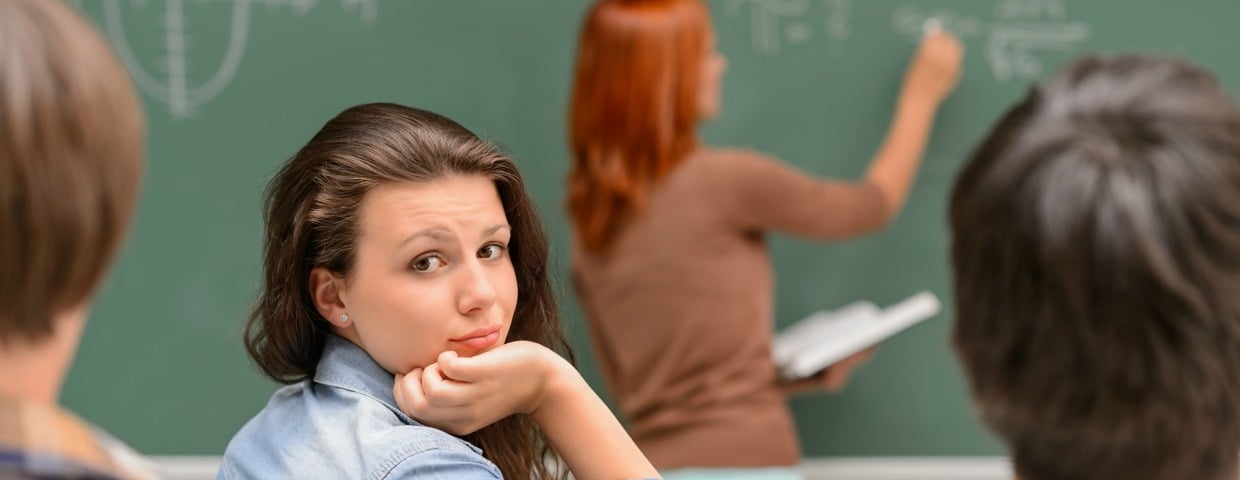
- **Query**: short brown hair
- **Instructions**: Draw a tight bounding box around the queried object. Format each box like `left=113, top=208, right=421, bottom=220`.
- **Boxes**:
left=0, top=0, right=145, bottom=342
left=950, top=55, right=1240, bottom=480
left=244, top=103, right=570, bottom=480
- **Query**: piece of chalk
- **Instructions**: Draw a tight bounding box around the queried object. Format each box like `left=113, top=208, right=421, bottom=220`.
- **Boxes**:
left=922, top=17, right=942, bottom=37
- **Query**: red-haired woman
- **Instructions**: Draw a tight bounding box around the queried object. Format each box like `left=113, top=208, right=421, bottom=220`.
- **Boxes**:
left=566, top=0, right=963, bottom=477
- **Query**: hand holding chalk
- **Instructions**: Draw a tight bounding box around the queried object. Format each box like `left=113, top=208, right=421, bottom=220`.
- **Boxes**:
left=902, top=20, right=964, bottom=106
left=922, top=17, right=943, bottom=38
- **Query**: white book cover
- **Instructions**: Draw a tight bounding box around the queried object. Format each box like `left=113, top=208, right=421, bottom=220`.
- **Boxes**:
left=773, top=291, right=942, bottom=381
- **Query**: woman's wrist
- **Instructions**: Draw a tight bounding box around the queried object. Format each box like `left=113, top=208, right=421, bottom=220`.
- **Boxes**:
left=528, top=349, right=582, bottom=420
left=896, top=91, right=939, bottom=119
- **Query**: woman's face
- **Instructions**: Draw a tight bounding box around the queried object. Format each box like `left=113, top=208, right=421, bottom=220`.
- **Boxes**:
left=314, top=175, right=517, bottom=374
left=697, top=25, right=728, bottom=121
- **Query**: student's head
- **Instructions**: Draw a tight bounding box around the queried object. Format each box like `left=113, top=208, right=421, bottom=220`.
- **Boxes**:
left=245, top=102, right=567, bottom=479
left=567, top=0, right=724, bottom=252
left=0, top=0, right=145, bottom=344
left=950, top=55, right=1240, bottom=480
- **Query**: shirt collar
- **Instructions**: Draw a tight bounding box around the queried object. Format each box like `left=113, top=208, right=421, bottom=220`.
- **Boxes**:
left=313, top=334, right=414, bottom=424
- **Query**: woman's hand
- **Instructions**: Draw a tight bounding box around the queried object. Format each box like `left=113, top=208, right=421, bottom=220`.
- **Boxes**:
left=392, top=340, right=564, bottom=436
left=394, top=340, right=660, bottom=478
left=901, top=29, right=965, bottom=107
left=779, top=347, right=876, bottom=397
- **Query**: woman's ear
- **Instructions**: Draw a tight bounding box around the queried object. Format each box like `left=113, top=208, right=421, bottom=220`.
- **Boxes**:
left=309, top=267, right=350, bottom=328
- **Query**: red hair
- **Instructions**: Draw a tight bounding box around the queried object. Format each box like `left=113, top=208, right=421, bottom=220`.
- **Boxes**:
left=567, top=0, right=709, bottom=252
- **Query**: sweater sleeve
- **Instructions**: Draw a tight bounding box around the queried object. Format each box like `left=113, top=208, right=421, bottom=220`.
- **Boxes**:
left=709, top=149, right=891, bottom=240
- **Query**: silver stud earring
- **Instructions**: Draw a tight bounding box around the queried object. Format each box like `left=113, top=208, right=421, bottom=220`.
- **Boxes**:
left=340, top=314, right=349, bottom=324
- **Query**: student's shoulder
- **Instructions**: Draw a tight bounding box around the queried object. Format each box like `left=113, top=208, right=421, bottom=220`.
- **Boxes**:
left=295, top=380, right=493, bottom=459
left=371, top=418, right=491, bottom=460
left=356, top=400, right=499, bottom=479
left=220, top=382, right=498, bottom=479
left=378, top=428, right=502, bottom=480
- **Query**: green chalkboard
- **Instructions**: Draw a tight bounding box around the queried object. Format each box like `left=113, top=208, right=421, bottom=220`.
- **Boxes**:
left=61, top=0, right=1240, bottom=457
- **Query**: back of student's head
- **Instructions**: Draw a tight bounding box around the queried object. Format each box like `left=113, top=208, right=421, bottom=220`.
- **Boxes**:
left=0, top=0, right=145, bottom=342
left=950, top=55, right=1240, bottom=480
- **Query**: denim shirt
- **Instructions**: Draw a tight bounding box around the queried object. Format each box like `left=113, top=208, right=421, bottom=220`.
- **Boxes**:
left=218, top=335, right=502, bottom=480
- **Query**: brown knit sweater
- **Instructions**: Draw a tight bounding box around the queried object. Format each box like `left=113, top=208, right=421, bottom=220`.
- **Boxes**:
left=571, top=147, right=888, bottom=468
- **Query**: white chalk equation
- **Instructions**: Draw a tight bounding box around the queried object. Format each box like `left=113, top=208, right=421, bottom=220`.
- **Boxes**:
left=83, top=0, right=377, bottom=118
left=727, top=0, right=853, bottom=55
left=892, top=0, right=1089, bottom=82
left=727, top=0, right=1090, bottom=83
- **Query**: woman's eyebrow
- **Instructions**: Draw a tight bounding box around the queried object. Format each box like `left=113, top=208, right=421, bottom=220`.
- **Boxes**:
left=482, top=224, right=511, bottom=237
left=401, top=228, right=455, bottom=247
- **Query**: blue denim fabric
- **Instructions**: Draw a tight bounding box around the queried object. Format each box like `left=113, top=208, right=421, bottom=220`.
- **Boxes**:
left=218, top=335, right=501, bottom=480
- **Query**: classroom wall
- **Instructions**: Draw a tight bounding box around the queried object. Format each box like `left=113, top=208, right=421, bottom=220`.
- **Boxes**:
left=62, top=0, right=1240, bottom=456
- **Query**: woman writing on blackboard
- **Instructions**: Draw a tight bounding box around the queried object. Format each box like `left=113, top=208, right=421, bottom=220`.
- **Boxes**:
left=566, top=0, right=962, bottom=476
left=220, top=103, right=657, bottom=479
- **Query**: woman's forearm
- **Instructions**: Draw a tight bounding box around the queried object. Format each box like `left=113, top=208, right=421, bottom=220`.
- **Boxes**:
left=532, top=358, right=659, bottom=480
left=863, top=95, right=939, bottom=222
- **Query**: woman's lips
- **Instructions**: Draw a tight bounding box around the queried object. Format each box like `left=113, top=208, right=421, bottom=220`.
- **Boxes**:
left=451, top=326, right=501, bottom=350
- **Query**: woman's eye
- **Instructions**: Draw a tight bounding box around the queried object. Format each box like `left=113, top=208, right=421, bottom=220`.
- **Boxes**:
left=411, top=255, right=444, bottom=273
left=479, top=244, right=506, bottom=260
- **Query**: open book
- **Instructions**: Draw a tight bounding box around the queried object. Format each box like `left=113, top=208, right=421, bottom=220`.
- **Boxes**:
left=773, top=291, right=942, bottom=381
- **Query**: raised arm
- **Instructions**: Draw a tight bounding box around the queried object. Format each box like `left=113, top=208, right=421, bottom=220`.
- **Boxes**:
left=862, top=30, right=964, bottom=222
left=720, top=31, right=963, bottom=240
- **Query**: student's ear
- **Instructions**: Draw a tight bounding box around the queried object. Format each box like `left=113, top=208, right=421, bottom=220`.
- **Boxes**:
left=309, top=267, right=350, bottom=328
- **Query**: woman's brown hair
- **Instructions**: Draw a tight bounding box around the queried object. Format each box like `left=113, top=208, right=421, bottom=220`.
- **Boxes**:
left=567, top=0, right=709, bottom=252
left=245, top=103, right=570, bottom=479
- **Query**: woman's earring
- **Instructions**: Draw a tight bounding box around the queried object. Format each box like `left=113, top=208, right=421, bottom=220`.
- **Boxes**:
left=340, top=314, right=350, bottom=325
